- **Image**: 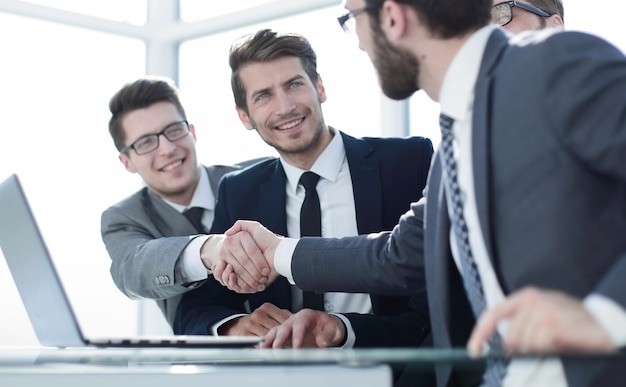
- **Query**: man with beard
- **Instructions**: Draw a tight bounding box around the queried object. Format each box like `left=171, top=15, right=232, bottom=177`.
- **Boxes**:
left=174, top=29, right=434, bottom=359
left=210, top=1, right=626, bottom=386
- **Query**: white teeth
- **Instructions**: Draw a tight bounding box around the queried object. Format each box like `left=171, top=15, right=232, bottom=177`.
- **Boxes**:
left=162, top=160, right=182, bottom=171
left=277, top=119, right=302, bottom=130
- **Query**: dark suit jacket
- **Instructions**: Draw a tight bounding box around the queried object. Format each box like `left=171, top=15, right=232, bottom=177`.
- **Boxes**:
left=174, top=131, right=434, bottom=348
left=101, top=165, right=242, bottom=327
left=285, top=30, right=626, bottom=386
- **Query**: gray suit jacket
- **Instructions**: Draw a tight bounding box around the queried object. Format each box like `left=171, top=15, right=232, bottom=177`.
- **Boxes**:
left=289, top=29, right=626, bottom=386
left=101, top=165, right=241, bottom=327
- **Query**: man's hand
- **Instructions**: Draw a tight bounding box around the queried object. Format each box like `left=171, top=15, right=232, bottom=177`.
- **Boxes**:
left=219, top=303, right=292, bottom=337
left=212, top=220, right=283, bottom=293
left=467, top=287, right=617, bottom=357
left=260, top=309, right=347, bottom=349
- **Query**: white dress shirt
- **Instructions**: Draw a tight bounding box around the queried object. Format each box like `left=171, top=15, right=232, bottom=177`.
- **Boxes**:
left=281, top=129, right=372, bottom=348
left=162, top=167, right=215, bottom=283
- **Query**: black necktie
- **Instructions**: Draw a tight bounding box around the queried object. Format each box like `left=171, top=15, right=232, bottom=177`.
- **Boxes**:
left=299, top=172, right=325, bottom=311
left=183, top=207, right=206, bottom=234
left=439, top=113, right=507, bottom=386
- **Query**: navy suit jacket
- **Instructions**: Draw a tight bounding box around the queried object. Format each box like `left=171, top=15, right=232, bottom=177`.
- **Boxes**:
left=174, top=131, right=434, bottom=348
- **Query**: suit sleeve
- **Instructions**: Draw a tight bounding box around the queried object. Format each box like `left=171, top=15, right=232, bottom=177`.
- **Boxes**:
left=542, top=33, right=626, bottom=310
left=345, top=290, right=430, bottom=347
left=101, top=204, right=199, bottom=300
left=292, top=200, right=427, bottom=296
left=173, top=274, right=250, bottom=335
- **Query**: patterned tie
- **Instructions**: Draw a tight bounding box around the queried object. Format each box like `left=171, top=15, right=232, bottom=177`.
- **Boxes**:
left=439, top=113, right=507, bottom=386
left=183, top=207, right=206, bottom=234
left=299, top=171, right=325, bottom=311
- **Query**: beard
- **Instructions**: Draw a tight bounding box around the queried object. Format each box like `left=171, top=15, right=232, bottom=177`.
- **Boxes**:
left=371, top=29, right=420, bottom=100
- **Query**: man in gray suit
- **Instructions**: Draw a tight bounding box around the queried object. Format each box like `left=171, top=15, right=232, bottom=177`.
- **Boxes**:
left=101, top=76, right=253, bottom=327
left=209, top=0, right=626, bottom=386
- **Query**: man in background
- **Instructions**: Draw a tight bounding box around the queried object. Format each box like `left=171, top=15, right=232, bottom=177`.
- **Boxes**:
left=101, top=76, right=260, bottom=327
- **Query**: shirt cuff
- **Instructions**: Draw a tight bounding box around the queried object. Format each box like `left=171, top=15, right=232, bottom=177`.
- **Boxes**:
left=275, top=238, right=300, bottom=284
left=331, top=313, right=356, bottom=349
left=180, top=235, right=211, bottom=283
left=211, top=314, right=248, bottom=336
left=584, top=294, right=626, bottom=346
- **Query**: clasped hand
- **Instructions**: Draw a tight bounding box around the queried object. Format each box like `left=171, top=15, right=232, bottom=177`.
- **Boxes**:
left=204, top=220, right=282, bottom=293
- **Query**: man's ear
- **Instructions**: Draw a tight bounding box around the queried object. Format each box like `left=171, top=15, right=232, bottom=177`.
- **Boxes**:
left=236, top=107, right=254, bottom=130
left=547, top=14, right=564, bottom=29
left=188, top=123, right=197, bottom=140
left=316, top=74, right=327, bottom=103
left=119, top=153, right=137, bottom=173
left=380, top=0, right=409, bottom=41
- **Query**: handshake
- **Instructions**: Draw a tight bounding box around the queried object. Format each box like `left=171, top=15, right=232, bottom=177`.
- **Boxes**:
left=201, top=220, right=284, bottom=294
left=199, top=221, right=349, bottom=349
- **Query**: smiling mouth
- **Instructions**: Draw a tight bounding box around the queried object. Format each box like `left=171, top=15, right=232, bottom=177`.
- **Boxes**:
left=161, top=159, right=183, bottom=172
left=276, top=118, right=304, bottom=130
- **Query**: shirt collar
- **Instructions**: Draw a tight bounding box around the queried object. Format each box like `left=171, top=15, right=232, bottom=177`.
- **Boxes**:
left=164, top=166, right=215, bottom=212
left=282, top=128, right=346, bottom=195
left=439, top=25, right=497, bottom=122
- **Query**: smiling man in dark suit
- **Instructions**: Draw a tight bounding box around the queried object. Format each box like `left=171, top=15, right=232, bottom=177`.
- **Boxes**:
left=210, top=1, right=626, bottom=386
left=173, top=29, right=434, bottom=353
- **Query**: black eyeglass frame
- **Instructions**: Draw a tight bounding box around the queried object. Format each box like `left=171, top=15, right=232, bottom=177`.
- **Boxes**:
left=492, top=1, right=550, bottom=27
left=120, top=120, right=190, bottom=155
left=337, top=3, right=382, bottom=33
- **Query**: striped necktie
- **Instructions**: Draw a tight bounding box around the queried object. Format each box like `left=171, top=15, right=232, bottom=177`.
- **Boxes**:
left=439, top=113, right=508, bottom=386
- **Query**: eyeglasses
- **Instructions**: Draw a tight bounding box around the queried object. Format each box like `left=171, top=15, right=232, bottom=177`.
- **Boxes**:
left=120, top=120, right=190, bottom=155
left=337, top=3, right=381, bottom=34
left=491, top=1, right=550, bottom=27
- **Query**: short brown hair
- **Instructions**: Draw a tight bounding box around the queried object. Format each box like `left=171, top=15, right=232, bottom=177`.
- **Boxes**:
left=527, top=0, right=564, bottom=20
left=108, top=76, right=187, bottom=152
left=229, top=29, right=318, bottom=113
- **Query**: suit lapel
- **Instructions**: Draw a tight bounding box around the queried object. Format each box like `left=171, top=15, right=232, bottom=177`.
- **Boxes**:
left=341, top=132, right=383, bottom=233
left=257, top=161, right=289, bottom=236
left=143, top=188, right=197, bottom=237
left=472, top=30, right=509, bottom=267
left=250, top=161, right=291, bottom=310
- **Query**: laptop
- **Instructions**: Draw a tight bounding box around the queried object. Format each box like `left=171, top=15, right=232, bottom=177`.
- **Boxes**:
left=0, top=174, right=262, bottom=348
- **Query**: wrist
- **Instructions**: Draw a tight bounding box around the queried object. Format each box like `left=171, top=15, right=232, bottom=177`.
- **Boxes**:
left=200, top=234, right=225, bottom=269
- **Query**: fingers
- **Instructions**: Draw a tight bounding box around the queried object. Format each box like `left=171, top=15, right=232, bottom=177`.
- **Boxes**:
left=468, top=287, right=618, bottom=357
left=228, top=303, right=292, bottom=337
left=467, top=296, right=516, bottom=357
left=260, top=310, right=346, bottom=349
left=217, top=231, right=269, bottom=292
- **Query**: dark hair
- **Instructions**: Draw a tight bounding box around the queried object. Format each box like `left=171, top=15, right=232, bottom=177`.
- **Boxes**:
left=229, top=29, right=318, bottom=113
left=108, top=76, right=187, bottom=152
left=527, top=0, right=564, bottom=20
left=364, top=0, right=492, bottom=39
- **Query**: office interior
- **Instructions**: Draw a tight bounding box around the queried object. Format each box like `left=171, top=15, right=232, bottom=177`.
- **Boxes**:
left=0, top=0, right=624, bottom=384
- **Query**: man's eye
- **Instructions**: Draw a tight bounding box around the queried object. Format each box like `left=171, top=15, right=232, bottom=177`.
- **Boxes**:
left=290, top=81, right=303, bottom=88
left=135, top=136, right=156, bottom=149
left=255, top=92, right=269, bottom=101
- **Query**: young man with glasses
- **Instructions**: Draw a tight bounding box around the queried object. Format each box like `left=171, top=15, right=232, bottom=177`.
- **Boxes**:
left=211, top=0, right=626, bottom=386
left=101, top=76, right=261, bottom=328
left=491, top=0, right=564, bottom=34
